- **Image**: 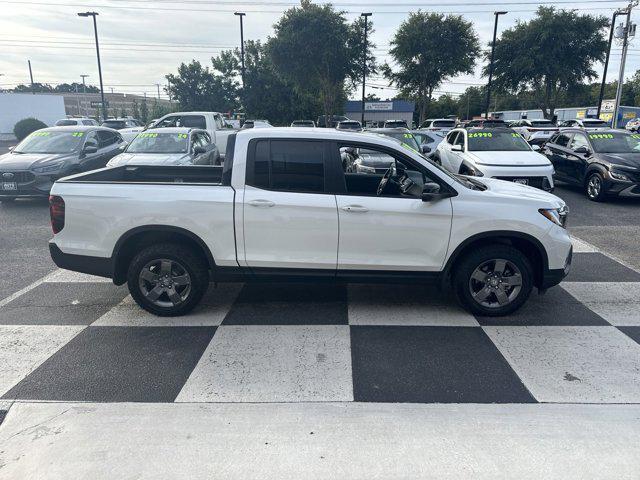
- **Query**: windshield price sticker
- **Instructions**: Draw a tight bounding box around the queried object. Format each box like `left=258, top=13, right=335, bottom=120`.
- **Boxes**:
left=631, top=134, right=640, bottom=139
left=31, top=132, right=51, bottom=137
left=138, top=133, right=159, bottom=138
left=511, top=133, right=521, bottom=138
left=589, top=133, right=614, bottom=139
left=177, top=133, right=188, bottom=139
left=71, top=132, right=84, bottom=137
left=468, top=132, right=493, bottom=138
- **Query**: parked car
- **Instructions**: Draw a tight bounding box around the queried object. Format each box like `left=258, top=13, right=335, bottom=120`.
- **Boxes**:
left=464, top=119, right=507, bottom=128
left=558, top=118, right=610, bottom=130
left=106, top=128, right=220, bottom=167
left=410, top=130, right=445, bottom=155
left=336, top=120, right=362, bottom=131
left=419, top=118, right=456, bottom=132
left=510, top=119, right=558, bottom=146
left=49, top=128, right=571, bottom=317
left=152, top=112, right=237, bottom=158
left=625, top=118, right=640, bottom=132
left=543, top=129, right=640, bottom=201
left=0, top=126, right=125, bottom=201
left=317, top=115, right=349, bottom=128
left=241, top=119, right=273, bottom=129
left=101, top=118, right=140, bottom=130
left=434, top=128, right=554, bottom=191
left=383, top=119, right=409, bottom=129
left=290, top=120, right=316, bottom=127
left=55, top=117, right=99, bottom=127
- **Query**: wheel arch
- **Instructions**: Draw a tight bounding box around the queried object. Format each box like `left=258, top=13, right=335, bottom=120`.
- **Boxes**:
left=111, top=225, right=215, bottom=285
left=583, top=163, right=608, bottom=185
left=443, top=231, right=549, bottom=288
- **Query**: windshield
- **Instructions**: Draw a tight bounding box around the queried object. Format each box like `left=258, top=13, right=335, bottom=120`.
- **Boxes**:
left=432, top=120, right=455, bottom=127
left=14, top=131, right=85, bottom=154
left=55, top=119, right=78, bottom=126
left=126, top=132, right=189, bottom=154
left=530, top=120, right=555, bottom=127
left=583, top=120, right=609, bottom=128
left=468, top=131, right=530, bottom=152
left=102, top=121, right=126, bottom=129
left=589, top=132, right=640, bottom=153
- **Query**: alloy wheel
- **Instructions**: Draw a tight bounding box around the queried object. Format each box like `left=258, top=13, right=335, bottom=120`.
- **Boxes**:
left=587, top=175, right=601, bottom=199
left=468, top=258, right=523, bottom=308
left=138, top=258, right=192, bottom=308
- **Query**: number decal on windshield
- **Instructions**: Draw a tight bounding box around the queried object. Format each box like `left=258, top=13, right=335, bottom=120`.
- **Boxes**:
left=71, top=132, right=84, bottom=137
left=468, top=132, right=492, bottom=138
left=588, top=133, right=614, bottom=139
left=31, top=132, right=51, bottom=137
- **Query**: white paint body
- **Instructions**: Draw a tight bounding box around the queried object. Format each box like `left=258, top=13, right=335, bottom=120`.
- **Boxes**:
left=51, top=128, right=572, bottom=273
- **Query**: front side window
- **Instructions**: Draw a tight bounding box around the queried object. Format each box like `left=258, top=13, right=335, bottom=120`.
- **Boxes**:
left=126, top=132, right=189, bottom=154
left=248, top=139, right=325, bottom=193
left=446, top=131, right=459, bottom=144
left=180, top=116, right=207, bottom=129
left=569, top=133, right=589, bottom=151
left=14, top=130, right=86, bottom=154
left=467, top=130, right=530, bottom=152
left=552, top=133, right=572, bottom=147
left=97, top=130, right=118, bottom=148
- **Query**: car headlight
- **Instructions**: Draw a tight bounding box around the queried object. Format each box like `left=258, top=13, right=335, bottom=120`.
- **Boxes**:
left=609, top=169, right=632, bottom=182
left=539, top=205, right=569, bottom=228
left=32, top=161, right=65, bottom=174
left=355, top=163, right=376, bottom=174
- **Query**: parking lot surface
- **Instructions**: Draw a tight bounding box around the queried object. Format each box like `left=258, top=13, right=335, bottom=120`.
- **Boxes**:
left=1, top=186, right=640, bottom=478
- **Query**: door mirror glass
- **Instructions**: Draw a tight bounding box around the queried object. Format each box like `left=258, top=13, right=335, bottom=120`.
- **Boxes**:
left=574, top=145, right=590, bottom=155
left=421, top=182, right=441, bottom=201
left=531, top=144, right=541, bottom=152
left=421, top=144, right=431, bottom=154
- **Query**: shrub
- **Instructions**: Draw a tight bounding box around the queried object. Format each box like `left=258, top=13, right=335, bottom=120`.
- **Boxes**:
left=13, top=118, right=48, bottom=141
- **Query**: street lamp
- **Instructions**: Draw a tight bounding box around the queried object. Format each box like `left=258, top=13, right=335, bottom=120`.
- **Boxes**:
left=78, top=11, right=107, bottom=122
left=234, top=12, right=246, bottom=87
left=484, top=11, right=507, bottom=119
left=80, top=74, right=89, bottom=93
left=360, top=12, right=372, bottom=126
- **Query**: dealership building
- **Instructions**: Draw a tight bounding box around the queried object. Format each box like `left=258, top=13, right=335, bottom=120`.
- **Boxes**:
left=344, top=100, right=415, bottom=127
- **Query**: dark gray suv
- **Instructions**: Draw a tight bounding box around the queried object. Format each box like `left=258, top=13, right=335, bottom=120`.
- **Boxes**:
left=0, top=126, right=125, bottom=201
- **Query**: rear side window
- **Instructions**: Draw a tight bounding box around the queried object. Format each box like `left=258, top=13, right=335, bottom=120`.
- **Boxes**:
left=181, top=116, right=206, bottom=129
left=248, top=139, right=325, bottom=193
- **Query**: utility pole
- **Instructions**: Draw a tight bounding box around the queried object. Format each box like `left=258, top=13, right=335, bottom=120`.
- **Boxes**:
left=78, top=12, right=107, bottom=122
left=156, top=83, right=161, bottom=99
left=80, top=74, right=89, bottom=93
left=28, top=60, right=35, bottom=94
left=597, top=10, right=622, bottom=118
left=360, top=12, right=372, bottom=127
left=484, top=11, right=507, bottom=119
left=613, top=0, right=637, bottom=128
left=234, top=12, right=246, bottom=87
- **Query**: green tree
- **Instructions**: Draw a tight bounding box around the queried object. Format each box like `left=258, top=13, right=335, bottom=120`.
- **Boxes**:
left=140, top=98, right=149, bottom=123
left=132, top=99, right=140, bottom=120
left=383, top=12, right=479, bottom=123
left=487, top=7, right=608, bottom=119
left=267, top=0, right=374, bottom=123
left=54, top=82, right=100, bottom=93
left=13, top=83, right=53, bottom=93
left=166, top=60, right=238, bottom=112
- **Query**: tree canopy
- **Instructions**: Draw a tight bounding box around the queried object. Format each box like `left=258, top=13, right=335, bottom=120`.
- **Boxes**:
left=487, top=7, right=608, bottom=118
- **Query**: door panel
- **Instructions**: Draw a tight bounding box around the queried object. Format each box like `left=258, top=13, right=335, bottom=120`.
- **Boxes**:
left=336, top=195, right=452, bottom=271
left=243, top=186, right=339, bottom=269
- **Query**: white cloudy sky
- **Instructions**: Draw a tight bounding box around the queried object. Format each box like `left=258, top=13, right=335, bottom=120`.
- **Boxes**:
left=0, top=0, right=635, bottom=103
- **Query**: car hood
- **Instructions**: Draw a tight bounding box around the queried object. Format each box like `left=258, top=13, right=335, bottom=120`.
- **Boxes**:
left=0, top=152, right=75, bottom=170
left=475, top=177, right=564, bottom=207
left=468, top=150, right=551, bottom=167
left=597, top=152, right=640, bottom=170
left=108, top=152, right=191, bottom=166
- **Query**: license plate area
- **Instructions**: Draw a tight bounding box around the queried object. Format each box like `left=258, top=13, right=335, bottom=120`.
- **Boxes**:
left=2, top=182, right=17, bottom=190
left=513, top=178, right=528, bottom=185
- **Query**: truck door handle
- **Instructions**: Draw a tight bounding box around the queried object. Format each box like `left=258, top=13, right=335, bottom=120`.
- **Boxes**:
left=341, top=205, right=369, bottom=213
left=248, top=199, right=275, bottom=207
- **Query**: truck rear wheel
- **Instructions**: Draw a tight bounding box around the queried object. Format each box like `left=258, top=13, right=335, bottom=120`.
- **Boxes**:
left=453, top=245, right=533, bottom=316
left=127, top=243, right=209, bottom=316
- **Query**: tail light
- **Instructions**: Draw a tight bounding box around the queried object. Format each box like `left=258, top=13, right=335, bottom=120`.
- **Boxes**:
left=49, top=195, right=65, bottom=234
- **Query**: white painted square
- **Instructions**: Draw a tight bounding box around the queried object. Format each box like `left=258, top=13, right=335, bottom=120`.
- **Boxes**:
left=176, top=325, right=353, bottom=402
left=44, top=270, right=112, bottom=283
left=348, top=284, right=478, bottom=326
left=562, top=282, right=640, bottom=326
left=0, top=325, right=85, bottom=397
left=571, top=237, right=598, bottom=253
left=484, top=326, right=640, bottom=403
left=93, top=284, right=242, bottom=327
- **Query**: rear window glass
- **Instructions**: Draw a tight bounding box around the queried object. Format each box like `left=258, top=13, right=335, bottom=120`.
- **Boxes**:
left=432, top=120, right=455, bottom=127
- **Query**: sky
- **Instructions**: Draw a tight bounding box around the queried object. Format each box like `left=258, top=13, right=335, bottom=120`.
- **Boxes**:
left=0, top=0, right=636, bottom=105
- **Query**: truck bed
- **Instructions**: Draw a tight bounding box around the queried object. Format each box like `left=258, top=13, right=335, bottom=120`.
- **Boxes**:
left=60, top=165, right=224, bottom=185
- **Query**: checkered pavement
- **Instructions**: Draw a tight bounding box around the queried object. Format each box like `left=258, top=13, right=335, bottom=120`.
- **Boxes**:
left=1, top=238, right=640, bottom=408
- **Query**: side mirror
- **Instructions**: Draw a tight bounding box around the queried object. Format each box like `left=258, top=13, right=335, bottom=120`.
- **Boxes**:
left=421, top=182, right=442, bottom=201
left=193, top=145, right=206, bottom=155
left=451, top=144, right=463, bottom=152
left=421, top=145, right=431, bottom=154
left=83, top=144, right=98, bottom=155
left=531, top=144, right=542, bottom=152
left=8, top=146, right=14, bottom=152
left=574, top=145, right=591, bottom=156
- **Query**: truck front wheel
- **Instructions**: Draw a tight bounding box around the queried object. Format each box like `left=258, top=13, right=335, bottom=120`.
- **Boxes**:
left=453, top=245, right=533, bottom=316
left=127, top=243, right=209, bottom=316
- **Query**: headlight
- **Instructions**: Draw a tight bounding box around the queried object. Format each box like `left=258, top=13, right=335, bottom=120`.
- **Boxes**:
left=355, top=163, right=376, bottom=174
left=32, top=161, right=65, bottom=173
left=609, top=169, right=632, bottom=182
left=539, top=205, right=569, bottom=228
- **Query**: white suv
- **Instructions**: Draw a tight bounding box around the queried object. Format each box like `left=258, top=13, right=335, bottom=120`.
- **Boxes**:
left=434, top=128, right=555, bottom=191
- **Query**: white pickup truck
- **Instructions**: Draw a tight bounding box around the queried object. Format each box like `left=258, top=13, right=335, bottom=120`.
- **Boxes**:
left=49, top=128, right=573, bottom=317
left=149, top=112, right=237, bottom=158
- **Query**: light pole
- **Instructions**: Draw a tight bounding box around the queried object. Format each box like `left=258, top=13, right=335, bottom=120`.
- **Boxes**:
left=484, top=11, right=507, bottom=119
left=80, top=74, right=89, bottom=93
left=597, top=10, right=622, bottom=118
left=234, top=12, right=246, bottom=87
left=613, top=1, right=637, bottom=128
left=360, top=12, right=372, bottom=126
left=28, top=60, right=35, bottom=94
left=78, top=12, right=107, bottom=122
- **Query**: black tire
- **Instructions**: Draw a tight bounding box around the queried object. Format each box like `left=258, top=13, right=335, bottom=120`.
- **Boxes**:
left=585, top=172, right=607, bottom=202
left=127, top=243, right=209, bottom=316
left=453, top=245, right=533, bottom=316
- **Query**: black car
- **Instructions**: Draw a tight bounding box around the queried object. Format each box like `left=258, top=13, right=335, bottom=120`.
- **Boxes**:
left=543, top=128, right=640, bottom=201
left=0, top=126, right=125, bottom=200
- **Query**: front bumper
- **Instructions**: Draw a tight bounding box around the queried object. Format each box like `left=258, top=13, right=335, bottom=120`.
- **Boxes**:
left=476, top=164, right=555, bottom=191
left=49, top=242, right=114, bottom=279
left=541, top=245, right=572, bottom=289
left=0, top=169, right=66, bottom=197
